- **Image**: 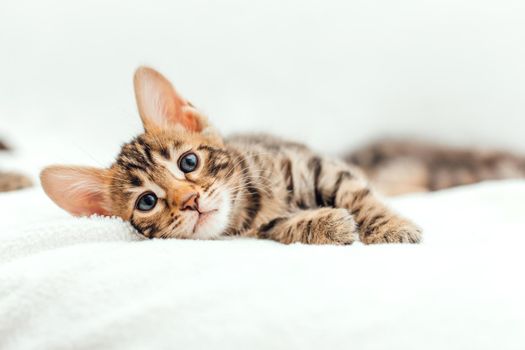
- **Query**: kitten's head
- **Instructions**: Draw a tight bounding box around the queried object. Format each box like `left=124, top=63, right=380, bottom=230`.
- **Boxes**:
left=41, top=67, right=237, bottom=239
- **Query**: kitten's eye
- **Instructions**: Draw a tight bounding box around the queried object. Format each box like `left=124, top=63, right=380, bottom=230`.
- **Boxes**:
left=178, top=152, right=199, bottom=173
left=136, top=192, right=157, bottom=211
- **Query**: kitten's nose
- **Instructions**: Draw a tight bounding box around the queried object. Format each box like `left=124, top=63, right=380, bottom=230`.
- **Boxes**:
left=181, top=192, right=200, bottom=211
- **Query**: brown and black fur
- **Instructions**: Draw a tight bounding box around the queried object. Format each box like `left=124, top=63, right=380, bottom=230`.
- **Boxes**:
left=40, top=67, right=423, bottom=245
left=40, top=66, right=523, bottom=245
left=223, top=135, right=421, bottom=244
left=348, top=139, right=525, bottom=196
left=0, top=140, right=32, bottom=192
left=104, top=131, right=421, bottom=244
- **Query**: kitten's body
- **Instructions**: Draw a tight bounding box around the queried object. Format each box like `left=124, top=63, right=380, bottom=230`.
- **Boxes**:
left=222, top=134, right=420, bottom=243
left=40, top=67, right=421, bottom=245
left=37, top=67, right=525, bottom=244
left=97, top=130, right=421, bottom=244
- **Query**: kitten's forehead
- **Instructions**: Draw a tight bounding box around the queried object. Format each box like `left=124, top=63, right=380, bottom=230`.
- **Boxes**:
left=116, top=130, right=221, bottom=162
left=115, top=132, right=192, bottom=168
left=111, top=130, right=225, bottom=187
left=114, top=136, right=162, bottom=176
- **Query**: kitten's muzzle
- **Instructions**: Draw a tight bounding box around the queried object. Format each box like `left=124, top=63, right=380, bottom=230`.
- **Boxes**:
left=181, top=192, right=200, bottom=212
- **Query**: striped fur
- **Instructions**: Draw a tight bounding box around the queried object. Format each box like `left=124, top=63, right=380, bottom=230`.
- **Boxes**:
left=348, top=139, right=525, bottom=195
left=100, top=132, right=422, bottom=244
left=41, top=67, right=422, bottom=245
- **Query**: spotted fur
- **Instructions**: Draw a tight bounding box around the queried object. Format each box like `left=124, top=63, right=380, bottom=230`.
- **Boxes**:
left=40, top=67, right=421, bottom=245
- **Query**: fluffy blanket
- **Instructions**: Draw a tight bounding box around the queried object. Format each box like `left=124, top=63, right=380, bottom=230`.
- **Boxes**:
left=1, top=180, right=524, bottom=349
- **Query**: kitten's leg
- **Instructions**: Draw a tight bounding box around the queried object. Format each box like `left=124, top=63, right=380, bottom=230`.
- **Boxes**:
left=317, top=160, right=422, bottom=244
left=247, top=208, right=359, bottom=245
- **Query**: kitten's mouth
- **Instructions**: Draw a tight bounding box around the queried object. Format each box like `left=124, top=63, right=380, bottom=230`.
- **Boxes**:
left=192, top=209, right=219, bottom=233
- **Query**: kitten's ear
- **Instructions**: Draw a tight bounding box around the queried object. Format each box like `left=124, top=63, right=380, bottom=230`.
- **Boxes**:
left=133, top=66, right=205, bottom=133
left=40, top=166, right=111, bottom=216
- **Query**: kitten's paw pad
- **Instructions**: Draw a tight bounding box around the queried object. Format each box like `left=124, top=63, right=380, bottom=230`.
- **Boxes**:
left=363, top=219, right=422, bottom=244
left=310, top=208, right=358, bottom=245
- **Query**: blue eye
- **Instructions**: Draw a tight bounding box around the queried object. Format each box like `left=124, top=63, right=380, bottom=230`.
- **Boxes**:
left=136, top=192, right=157, bottom=211
left=178, top=152, right=199, bottom=173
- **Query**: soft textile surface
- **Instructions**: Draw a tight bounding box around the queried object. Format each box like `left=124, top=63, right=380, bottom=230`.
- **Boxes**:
left=1, top=181, right=524, bottom=349
left=3, top=2, right=525, bottom=348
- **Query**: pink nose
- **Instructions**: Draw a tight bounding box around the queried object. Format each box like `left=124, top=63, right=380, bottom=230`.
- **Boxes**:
left=181, top=192, right=200, bottom=211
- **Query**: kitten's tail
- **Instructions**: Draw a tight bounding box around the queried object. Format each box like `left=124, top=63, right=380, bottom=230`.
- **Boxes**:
left=0, top=138, right=33, bottom=192
left=346, top=139, right=525, bottom=196
left=0, top=139, right=10, bottom=151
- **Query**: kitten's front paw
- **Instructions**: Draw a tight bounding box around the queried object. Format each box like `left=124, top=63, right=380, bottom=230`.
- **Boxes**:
left=309, top=208, right=358, bottom=245
left=361, top=217, right=422, bottom=244
left=253, top=208, right=359, bottom=245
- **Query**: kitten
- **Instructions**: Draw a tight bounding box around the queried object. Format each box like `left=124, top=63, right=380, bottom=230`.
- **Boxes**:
left=0, top=140, right=32, bottom=192
left=348, top=139, right=525, bottom=196
left=40, top=67, right=421, bottom=244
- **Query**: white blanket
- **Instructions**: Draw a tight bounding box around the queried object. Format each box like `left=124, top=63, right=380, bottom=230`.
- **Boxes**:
left=1, top=180, right=524, bottom=350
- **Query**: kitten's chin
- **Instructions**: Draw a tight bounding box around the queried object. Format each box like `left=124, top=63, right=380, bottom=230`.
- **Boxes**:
left=192, top=189, right=232, bottom=240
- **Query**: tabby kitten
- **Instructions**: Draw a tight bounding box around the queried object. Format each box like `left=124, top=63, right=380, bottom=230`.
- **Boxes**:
left=40, top=67, right=421, bottom=245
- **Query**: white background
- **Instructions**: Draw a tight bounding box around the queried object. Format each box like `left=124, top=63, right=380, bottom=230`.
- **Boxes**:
left=1, top=3, right=524, bottom=348
left=1, top=0, right=525, bottom=171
